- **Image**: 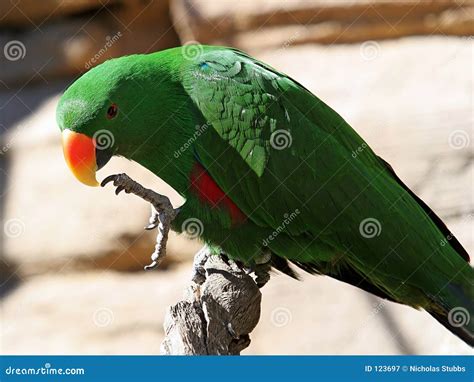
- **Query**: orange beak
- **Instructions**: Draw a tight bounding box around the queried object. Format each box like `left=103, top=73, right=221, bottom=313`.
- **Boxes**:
left=61, top=130, right=99, bottom=187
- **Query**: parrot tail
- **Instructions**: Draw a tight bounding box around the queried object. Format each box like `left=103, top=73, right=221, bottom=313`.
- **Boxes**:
left=282, top=255, right=474, bottom=347
left=378, top=155, right=473, bottom=346
left=428, top=309, right=474, bottom=347
left=426, top=275, right=474, bottom=347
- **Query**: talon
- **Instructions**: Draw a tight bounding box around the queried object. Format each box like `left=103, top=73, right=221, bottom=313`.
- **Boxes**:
left=144, top=261, right=158, bottom=271
left=220, top=254, right=231, bottom=266
left=100, top=172, right=179, bottom=271
left=100, top=175, right=117, bottom=187
left=254, top=261, right=272, bottom=288
left=190, top=246, right=212, bottom=285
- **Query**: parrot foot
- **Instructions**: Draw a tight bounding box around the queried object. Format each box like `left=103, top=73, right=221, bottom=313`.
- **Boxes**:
left=254, top=263, right=271, bottom=288
left=101, top=173, right=179, bottom=270
left=191, top=246, right=212, bottom=285
left=253, top=250, right=272, bottom=288
left=190, top=246, right=270, bottom=288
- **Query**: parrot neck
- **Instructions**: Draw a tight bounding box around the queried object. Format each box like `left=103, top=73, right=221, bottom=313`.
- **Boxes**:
left=126, top=122, right=196, bottom=198
left=130, top=151, right=192, bottom=198
left=116, top=54, right=202, bottom=197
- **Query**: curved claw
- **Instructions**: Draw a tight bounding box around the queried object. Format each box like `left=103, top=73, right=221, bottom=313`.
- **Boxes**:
left=101, top=175, right=117, bottom=187
left=144, top=223, right=158, bottom=230
left=144, top=261, right=158, bottom=271
left=99, top=172, right=174, bottom=272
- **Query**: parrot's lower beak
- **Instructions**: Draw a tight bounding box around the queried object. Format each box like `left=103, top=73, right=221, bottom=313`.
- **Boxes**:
left=61, top=130, right=112, bottom=187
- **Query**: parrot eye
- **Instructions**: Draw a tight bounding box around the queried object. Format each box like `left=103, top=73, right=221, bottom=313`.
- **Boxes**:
left=106, top=104, right=118, bottom=119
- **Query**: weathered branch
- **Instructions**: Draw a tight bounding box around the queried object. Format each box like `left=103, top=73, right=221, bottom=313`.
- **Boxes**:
left=100, top=173, right=262, bottom=354
left=160, top=247, right=262, bottom=355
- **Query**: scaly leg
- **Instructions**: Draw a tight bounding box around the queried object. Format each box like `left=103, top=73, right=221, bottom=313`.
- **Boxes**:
left=101, top=173, right=179, bottom=270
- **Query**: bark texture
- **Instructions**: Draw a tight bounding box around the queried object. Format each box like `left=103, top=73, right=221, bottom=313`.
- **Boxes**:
left=160, top=248, right=262, bottom=355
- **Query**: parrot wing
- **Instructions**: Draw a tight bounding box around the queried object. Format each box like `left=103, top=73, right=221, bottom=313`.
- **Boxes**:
left=182, top=48, right=472, bottom=328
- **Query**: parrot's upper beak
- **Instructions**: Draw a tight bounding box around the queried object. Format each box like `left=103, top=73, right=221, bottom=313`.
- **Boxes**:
left=61, top=130, right=112, bottom=187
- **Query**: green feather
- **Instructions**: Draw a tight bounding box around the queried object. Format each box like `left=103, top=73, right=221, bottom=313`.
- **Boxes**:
left=57, top=45, right=474, bottom=345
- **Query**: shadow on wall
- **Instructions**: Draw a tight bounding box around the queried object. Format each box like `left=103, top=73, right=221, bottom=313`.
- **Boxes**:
left=0, top=0, right=181, bottom=295
left=1, top=81, right=72, bottom=297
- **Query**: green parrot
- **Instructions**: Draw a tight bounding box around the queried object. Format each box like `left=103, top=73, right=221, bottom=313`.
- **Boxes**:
left=56, top=45, right=473, bottom=346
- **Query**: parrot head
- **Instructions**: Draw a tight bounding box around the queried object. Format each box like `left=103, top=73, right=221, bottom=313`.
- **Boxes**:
left=56, top=52, right=184, bottom=186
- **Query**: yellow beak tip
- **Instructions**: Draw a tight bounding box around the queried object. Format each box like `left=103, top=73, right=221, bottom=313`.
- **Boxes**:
left=66, top=164, right=100, bottom=187
left=61, top=129, right=100, bottom=187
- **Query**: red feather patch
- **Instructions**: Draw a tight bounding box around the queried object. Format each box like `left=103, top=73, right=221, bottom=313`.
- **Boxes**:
left=190, top=163, right=246, bottom=225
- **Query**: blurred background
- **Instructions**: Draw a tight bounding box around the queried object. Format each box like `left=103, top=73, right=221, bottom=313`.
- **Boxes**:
left=0, top=0, right=473, bottom=355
